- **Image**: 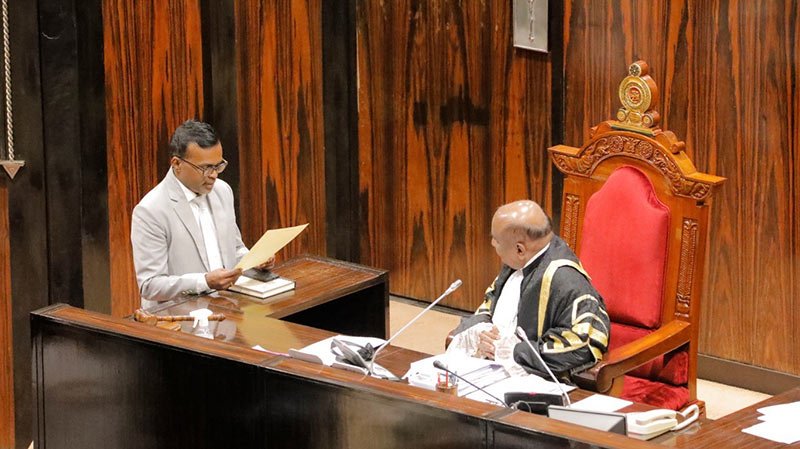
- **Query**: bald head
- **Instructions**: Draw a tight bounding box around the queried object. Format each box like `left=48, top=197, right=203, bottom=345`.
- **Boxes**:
left=491, top=200, right=553, bottom=269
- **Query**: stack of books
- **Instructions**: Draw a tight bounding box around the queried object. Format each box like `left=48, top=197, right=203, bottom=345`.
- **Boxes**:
left=228, top=269, right=295, bottom=299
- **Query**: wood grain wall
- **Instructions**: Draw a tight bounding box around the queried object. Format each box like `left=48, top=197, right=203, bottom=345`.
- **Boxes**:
left=234, top=0, right=326, bottom=256
left=104, top=0, right=205, bottom=317
left=562, top=0, right=800, bottom=376
left=356, top=1, right=553, bottom=310
left=103, top=0, right=326, bottom=316
left=0, top=181, right=13, bottom=449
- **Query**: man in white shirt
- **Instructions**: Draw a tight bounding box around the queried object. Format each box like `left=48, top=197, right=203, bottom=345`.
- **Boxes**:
left=131, top=119, right=271, bottom=308
left=449, top=200, right=610, bottom=376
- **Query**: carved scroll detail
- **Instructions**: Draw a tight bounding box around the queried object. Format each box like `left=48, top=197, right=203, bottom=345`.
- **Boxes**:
left=675, top=218, right=698, bottom=318
left=551, top=135, right=712, bottom=200
left=562, top=194, right=580, bottom=250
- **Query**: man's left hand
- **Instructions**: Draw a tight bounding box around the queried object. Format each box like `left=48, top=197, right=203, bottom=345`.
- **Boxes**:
left=255, top=256, right=275, bottom=271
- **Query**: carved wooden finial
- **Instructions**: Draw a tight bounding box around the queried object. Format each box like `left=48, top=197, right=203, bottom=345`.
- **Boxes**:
left=613, top=60, right=660, bottom=135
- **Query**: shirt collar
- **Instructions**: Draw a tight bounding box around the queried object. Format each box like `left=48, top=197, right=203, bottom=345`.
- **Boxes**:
left=519, top=242, right=550, bottom=272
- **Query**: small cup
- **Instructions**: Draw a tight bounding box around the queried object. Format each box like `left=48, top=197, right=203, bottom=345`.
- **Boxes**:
left=436, top=371, right=459, bottom=395
left=436, top=383, right=458, bottom=395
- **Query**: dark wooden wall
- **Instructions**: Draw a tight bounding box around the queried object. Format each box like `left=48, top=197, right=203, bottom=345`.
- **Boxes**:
left=561, top=0, right=800, bottom=377
left=6, top=1, right=800, bottom=445
left=234, top=0, right=327, bottom=257
left=356, top=1, right=555, bottom=310
left=104, top=0, right=206, bottom=317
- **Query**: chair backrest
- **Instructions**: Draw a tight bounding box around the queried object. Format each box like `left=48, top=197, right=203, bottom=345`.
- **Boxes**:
left=548, top=61, right=725, bottom=402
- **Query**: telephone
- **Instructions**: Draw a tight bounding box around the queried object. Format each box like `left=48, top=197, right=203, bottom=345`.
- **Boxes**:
left=626, top=404, right=700, bottom=440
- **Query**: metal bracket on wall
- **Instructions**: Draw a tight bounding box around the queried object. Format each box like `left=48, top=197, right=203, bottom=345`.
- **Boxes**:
left=1, top=0, right=23, bottom=180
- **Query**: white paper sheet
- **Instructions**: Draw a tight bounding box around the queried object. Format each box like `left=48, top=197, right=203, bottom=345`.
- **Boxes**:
left=740, top=400, right=800, bottom=444
left=742, top=420, right=800, bottom=444
left=570, top=394, right=632, bottom=413
left=404, top=352, right=575, bottom=406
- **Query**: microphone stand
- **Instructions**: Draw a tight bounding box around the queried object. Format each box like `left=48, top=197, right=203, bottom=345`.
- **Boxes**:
left=515, top=326, right=572, bottom=407
left=368, top=279, right=463, bottom=376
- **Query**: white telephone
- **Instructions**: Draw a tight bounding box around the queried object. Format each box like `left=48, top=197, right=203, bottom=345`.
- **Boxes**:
left=626, top=404, right=699, bottom=440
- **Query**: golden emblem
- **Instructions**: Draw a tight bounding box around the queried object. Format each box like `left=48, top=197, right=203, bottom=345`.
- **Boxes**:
left=613, top=61, right=660, bottom=135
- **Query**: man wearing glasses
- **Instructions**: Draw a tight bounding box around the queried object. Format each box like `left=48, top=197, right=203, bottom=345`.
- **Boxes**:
left=131, top=119, right=270, bottom=308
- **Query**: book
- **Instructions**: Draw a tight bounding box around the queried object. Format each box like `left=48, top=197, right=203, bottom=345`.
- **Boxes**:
left=228, top=274, right=295, bottom=299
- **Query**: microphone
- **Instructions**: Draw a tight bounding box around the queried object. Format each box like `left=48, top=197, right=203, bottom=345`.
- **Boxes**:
left=515, top=326, right=572, bottom=407
left=368, top=279, right=462, bottom=376
left=433, top=360, right=508, bottom=407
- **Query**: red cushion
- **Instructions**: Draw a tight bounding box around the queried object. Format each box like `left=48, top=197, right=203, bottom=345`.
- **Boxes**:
left=656, top=350, right=689, bottom=385
left=609, top=322, right=689, bottom=385
left=622, top=376, right=690, bottom=411
left=609, top=322, right=663, bottom=379
left=579, top=166, right=670, bottom=329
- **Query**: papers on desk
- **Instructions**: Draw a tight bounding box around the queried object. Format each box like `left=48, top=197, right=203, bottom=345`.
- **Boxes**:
left=570, top=394, right=632, bottom=413
left=742, top=400, right=800, bottom=444
left=404, top=353, right=575, bottom=406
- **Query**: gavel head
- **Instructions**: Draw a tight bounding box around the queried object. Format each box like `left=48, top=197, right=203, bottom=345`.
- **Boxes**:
left=133, top=309, right=159, bottom=325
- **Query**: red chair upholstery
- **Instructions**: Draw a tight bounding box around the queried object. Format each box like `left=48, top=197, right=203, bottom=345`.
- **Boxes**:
left=580, top=166, right=689, bottom=408
left=548, top=61, right=726, bottom=411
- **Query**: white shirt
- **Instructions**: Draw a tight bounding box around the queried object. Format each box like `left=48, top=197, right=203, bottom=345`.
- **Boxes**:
left=176, top=179, right=222, bottom=293
left=491, top=243, right=551, bottom=335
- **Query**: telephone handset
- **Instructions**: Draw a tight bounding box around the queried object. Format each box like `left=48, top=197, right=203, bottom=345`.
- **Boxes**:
left=626, top=404, right=700, bottom=440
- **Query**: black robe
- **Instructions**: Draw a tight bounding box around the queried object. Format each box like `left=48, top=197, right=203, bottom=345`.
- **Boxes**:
left=453, top=236, right=610, bottom=377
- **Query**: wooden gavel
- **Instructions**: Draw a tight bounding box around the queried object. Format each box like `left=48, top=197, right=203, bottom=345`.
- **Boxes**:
left=133, top=309, right=226, bottom=326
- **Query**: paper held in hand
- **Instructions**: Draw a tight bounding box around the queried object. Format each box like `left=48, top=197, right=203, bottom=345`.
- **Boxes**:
left=235, top=223, right=309, bottom=270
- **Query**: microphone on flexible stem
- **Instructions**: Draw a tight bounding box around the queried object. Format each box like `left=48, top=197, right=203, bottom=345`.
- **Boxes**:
left=368, top=279, right=463, bottom=376
left=515, top=326, right=572, bottom=407
left=432, top=360, right=508, bottom=407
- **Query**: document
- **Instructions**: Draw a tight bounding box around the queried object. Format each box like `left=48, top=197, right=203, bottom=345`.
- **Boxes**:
left=742, top=400, right=800, bottom=444
left=235, top=223, right=309, bottom=270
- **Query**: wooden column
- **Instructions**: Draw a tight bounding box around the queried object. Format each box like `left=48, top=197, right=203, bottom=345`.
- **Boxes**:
left=0, top=179, right=13, bottom=449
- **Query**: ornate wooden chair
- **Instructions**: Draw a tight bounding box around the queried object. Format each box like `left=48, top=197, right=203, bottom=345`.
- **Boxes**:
left=548, top=61, right=725, bottom=411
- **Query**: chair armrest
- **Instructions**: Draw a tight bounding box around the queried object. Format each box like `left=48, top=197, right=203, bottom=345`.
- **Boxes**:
left=573, top=320, right=692, bottom=392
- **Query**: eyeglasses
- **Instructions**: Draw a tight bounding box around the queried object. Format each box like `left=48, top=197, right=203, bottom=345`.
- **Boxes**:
left=179, top=157, right=228, bottom=176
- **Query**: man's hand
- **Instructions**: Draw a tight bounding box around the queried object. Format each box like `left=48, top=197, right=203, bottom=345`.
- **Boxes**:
left=254, top=256, right=276, bottom=271
left=476, top=325, right=500, bottom=359
left=205, top=268, right=243, bottom=290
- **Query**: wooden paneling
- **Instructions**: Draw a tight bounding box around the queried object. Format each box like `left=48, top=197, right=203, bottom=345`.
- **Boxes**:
left=0, top=181, right=13, bottom=449
left=562, top=0, right=800, bottom=375
left=356, top=1, right=552, bottom=310
left=234, top=0, right=326, bottom=257
left=103, top=0, right=205, bottom=317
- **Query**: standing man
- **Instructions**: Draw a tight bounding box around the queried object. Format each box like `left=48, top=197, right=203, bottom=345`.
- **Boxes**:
left=449, top=200, right=610, bottom=377
left=131, top=119, right=266, bottom=308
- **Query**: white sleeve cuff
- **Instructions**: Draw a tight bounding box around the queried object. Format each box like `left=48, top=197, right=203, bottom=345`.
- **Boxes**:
left=191, top=273, right=211, bottom=293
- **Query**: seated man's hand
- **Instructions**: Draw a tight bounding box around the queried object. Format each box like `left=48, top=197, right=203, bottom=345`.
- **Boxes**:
left=255, top=256, right=275, bottom=271
left=205, top=268, right=243, bottom=290
left=476, top=325, right=500, bottom=359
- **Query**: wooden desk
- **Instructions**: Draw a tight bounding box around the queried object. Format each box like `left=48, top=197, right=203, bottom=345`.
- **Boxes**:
left=33, top=304, right=665, bottom=449
left=31, top=256, right=796, bottom=448
left=151, top=255, right=390, bottom=338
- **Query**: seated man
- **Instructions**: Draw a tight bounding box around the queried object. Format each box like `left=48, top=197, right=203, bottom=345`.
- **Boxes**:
left=131, top=119, right=271, bottom=308
left=449, top=200, right=610, bottom=377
